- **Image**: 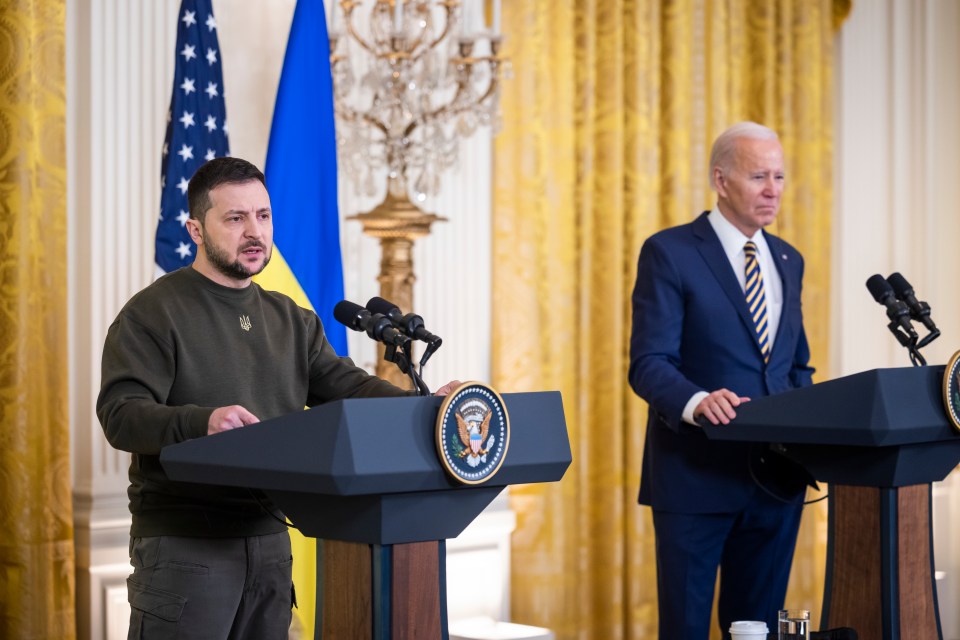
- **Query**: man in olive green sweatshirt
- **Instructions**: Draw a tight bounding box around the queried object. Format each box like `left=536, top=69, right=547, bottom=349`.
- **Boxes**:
left=98, top=157, right=458, bottom=640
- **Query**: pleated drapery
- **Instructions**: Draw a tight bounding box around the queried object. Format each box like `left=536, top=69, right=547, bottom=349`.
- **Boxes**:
left=0, top=1, right=75, bottom=638
left=492, top=1, right=850, bottom=637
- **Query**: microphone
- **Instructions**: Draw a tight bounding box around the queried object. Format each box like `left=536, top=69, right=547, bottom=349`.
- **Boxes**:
left=366, top=296, right=443, bottom=368
left=865, top=274, right=917, bottom=340
left=365, top=297, right=442, bottom=348
left=887, top=272, right=938, bottom=333
left=333, top=300, right=411, bottom=347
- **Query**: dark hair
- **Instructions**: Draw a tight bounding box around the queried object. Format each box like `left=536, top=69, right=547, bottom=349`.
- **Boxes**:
left=187, top=157, right=266, bottom=223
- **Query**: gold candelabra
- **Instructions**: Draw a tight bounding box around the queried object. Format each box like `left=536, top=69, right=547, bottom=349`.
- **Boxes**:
left=330, top=0, right=505, bottom=386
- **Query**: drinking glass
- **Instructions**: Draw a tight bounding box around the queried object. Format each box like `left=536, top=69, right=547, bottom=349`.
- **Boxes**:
left=778, top=609, right=810, bottom=640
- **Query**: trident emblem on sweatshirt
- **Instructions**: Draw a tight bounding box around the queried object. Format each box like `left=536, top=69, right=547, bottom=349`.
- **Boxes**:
left=239, top=315, right=252, bottom=332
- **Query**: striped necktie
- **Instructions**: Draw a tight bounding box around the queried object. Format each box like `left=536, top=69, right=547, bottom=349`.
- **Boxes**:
left=744, top=241, right=771, bottom=363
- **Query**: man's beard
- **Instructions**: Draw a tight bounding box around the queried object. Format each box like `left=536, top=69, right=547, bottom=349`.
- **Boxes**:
left=204, top=237, right=271, bottom=281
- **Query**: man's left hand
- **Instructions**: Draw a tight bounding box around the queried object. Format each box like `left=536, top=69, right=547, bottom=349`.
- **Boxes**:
left=434, top=380, right=463, bottom=396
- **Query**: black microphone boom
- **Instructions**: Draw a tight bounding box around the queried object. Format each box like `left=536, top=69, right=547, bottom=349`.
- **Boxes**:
left=366, top=296, right=443, bottom=367
left=366, top=297, right=442, bottom=346
left=333, top=300, right=411, bottom=347
left=866, top=274, right=918, bottom=340
left=364, top=296, right=404, bottom=324
left=887, top=272, right=938, bottom=333
left=865, top=274, right=927, bottom=366
left=333, top=299, right=370, bottom=332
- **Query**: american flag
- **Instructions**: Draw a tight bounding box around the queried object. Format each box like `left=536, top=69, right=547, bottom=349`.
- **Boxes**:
left=155, top=0, right=229, bottom=275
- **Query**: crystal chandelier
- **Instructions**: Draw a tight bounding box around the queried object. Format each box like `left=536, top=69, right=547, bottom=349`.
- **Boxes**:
left=327, top=0, right=505, bottom=387
left=329, top=0, right=505, bottom=204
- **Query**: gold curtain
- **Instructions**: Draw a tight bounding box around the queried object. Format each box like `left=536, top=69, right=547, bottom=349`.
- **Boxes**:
left=0, top=1, right=74, bottom=638
left=493, top=1, right=851, bottom=637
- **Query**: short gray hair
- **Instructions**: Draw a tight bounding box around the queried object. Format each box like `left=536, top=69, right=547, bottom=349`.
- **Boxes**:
left=709, top=121, right=779, bottom=189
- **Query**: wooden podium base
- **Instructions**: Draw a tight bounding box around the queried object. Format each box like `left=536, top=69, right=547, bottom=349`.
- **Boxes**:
left=823, top=484, right=941, bottom=640
left=317, top=540, right=448, bottom=640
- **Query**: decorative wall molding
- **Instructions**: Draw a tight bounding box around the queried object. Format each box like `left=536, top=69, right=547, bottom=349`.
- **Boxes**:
left=67, top=3, right=173, bottom=638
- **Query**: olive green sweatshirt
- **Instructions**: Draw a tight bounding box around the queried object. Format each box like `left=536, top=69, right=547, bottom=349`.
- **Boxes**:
left=97, top=266, right=407, bottom=537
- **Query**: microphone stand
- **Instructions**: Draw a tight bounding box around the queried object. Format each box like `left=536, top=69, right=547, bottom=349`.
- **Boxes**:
left=908, top=324, right=938, bottom=366
left=908, top=346, right=927, bottom=367
left=885, top=321, right=927, bottom=367
left=917, top=327, right=940, bottom=350
left=383, top=343, right=431, bottom=395
left=907, top=325, right=940, bottom=366
left=419, top=338, right=441, bottom=370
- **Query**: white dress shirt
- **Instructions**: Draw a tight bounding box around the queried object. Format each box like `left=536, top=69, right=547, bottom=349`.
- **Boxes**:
left=680, top=207, right=784, bottom=424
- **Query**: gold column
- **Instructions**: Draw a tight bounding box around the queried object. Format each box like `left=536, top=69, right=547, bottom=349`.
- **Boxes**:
left=350, top=180, right=443, bottom=387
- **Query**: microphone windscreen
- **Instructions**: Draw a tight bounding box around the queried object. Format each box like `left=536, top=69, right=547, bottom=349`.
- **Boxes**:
left=366, top=296, right=399, bottom=316
left=887, top=272, right=913, bottom=298
left=333, top=300, right=365, bottom=329
left=866, top=274, right=894, bottom=303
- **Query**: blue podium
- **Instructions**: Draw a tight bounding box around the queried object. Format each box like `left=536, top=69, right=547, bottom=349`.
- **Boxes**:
left=704, top=366, right=959, bottom=640
left=160, top=391, right=571, bottom=640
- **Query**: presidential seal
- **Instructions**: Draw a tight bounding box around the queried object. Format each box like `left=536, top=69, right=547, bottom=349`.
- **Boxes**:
left=944, top=350, right=960, bottom=433
left=436, top=382, right=510, bottom=485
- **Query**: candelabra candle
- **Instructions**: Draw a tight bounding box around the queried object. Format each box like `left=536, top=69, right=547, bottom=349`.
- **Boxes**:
left=331, top=0, right=506, bottom=205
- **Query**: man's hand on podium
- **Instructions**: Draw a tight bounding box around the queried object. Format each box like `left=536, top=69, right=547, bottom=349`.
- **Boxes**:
left=694, top=389, right=750, bottom=426
left=433, top=380, right=463, bottom=396
left=208, top=405, right=260, bottom=435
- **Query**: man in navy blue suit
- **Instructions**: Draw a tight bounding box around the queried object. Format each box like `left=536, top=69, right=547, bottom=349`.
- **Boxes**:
left=629, top=122, right=815, bottom=639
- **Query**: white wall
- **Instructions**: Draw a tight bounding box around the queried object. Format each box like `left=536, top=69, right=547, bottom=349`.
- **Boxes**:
left=833, top=0, right=960, bottom=375
left=834, top=1, right=960, bottom=637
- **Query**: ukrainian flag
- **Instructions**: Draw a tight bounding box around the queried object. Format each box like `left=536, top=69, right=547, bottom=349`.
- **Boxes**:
left=253, top=0, right=344, bottom=635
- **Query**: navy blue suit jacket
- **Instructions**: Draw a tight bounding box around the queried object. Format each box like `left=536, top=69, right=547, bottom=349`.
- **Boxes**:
left=629, top=212, right=814, bottom=513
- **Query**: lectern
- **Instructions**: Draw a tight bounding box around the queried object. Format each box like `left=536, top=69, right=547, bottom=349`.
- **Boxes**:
left=704, top=366, right=960, bottom=640
left=160, top=391, right=570, bottom=640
